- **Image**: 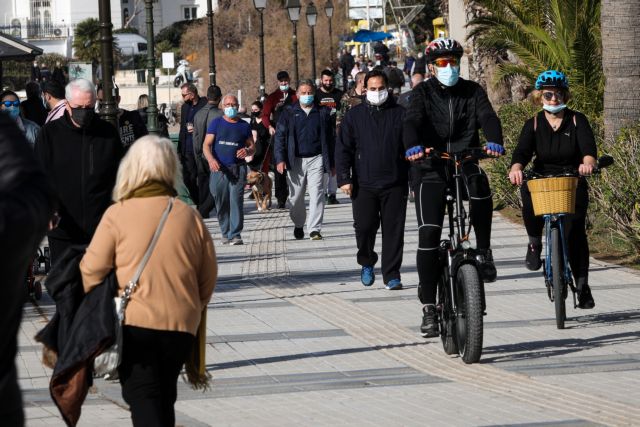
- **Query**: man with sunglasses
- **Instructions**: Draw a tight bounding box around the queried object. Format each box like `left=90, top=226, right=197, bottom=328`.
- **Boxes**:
left=403, top=38, right=505, bottom=338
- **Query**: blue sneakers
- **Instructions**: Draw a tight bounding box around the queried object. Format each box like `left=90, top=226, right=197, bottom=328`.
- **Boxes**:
left=361, top=266, right=375, bottom=286
left=385, top=279, right=403, bottom=290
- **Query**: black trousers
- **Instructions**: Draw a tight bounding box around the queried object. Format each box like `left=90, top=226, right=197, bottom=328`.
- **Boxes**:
left=352, top=185, right=408, bottom=283
left=197, top=172, right=215, bottom=218
left=521, top=179, right=590, bottom=287
left=118, top=326, right=194, bottom=427
left=182, top=151, right=199, bottom=206
left=414, top=163, right=493, bottom=304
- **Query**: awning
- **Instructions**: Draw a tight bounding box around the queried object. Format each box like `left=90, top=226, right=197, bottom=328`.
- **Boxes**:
left=0, top=31, right=43, bottom=60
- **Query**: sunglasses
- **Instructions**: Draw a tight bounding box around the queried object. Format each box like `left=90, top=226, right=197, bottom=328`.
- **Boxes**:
left=433, top=57, right=459, bottom=67
left=542, top=91, right=563, bottom=101
left=2, top=100, right=20, bottom=108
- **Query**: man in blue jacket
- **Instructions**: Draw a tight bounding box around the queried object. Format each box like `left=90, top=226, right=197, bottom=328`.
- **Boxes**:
left=337, top=69, right=409, bottom=290
left=275, top=79, right=334, bottom=241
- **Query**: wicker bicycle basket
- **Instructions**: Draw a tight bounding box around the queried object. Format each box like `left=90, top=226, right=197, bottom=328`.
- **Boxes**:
left=527, top=177, right=578, bottom=215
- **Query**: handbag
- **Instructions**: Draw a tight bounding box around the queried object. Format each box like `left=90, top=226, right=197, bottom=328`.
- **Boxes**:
left=94, top=198, right=174, bottom=378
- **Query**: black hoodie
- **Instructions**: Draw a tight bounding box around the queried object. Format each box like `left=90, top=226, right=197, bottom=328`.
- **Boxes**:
left=34, top=111, right=123, bottom=242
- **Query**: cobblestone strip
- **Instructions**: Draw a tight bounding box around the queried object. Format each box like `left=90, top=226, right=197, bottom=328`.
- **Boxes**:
left=241, top=211, right=640, bottom=427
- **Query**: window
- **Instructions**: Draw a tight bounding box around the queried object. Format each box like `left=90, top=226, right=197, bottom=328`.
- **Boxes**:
left=137, top=42, right=147, bottom=52
left=182, top=6, right=198, bottom=20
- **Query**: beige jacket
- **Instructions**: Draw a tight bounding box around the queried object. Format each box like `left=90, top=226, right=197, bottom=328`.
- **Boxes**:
left=80, top=196, right=217, bottom=335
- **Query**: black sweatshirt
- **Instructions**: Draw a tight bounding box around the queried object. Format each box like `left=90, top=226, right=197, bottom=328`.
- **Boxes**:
left=511, top=109, right=597, bottom=175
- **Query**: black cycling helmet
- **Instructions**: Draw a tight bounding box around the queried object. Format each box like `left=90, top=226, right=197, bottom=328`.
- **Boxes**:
left=425, top=38, right=463, bottom=62
left=535, top=70, right=569, bottom=90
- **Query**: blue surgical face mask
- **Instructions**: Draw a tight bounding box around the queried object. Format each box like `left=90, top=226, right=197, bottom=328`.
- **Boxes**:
left=542, top=103, right=567, bottom=114
left=5, top=106, right=20, bottom=120
left=279, top=84, right=289, bottom=92
left=300, top=95, right=314, bottom=106
left=435, top=64, right=460, bottom=87
left=224, top=106, right=238, bottom=118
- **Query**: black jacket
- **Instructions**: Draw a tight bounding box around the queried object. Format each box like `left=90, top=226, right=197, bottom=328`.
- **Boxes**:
left=337, top=97, right=408, bottom=189
left=178, top=97, right=208, bottom=157
left=36, top=246, right=118, bottom=427
left=403, top=77, right=503, bottom=175
left=34, top=111, right=123, bottom=243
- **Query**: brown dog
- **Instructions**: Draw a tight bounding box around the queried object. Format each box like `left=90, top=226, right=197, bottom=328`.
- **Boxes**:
left=246, top=169, right=272, bottom=212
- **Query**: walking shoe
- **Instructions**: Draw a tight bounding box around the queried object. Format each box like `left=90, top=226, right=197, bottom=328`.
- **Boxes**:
left=294, top=227, right=304, bottom=240
left=476, top=248, right=497, bottom=283
left=385, top=278, right=403, bottom=290
left=577, top=284, right=595, bottom=309
left=361, top=265, right=375, bottom=286
left=220, top=237, right=230, bottom=245
left=309, top=231, right=323, bottom=240
left=525, top=243, right=542, bottom=271
left=409, top=191, right=415, bottom=203
left=277, top=201, right=286, bottom=209
left=420, top=304, right=439, bottom=338
left=230, top=236, right=244, bottom=245
left=327, top=194, right=339, bottom=205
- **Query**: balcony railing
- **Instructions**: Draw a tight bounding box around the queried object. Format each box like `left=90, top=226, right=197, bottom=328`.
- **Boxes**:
left=0, top=22, right=73, bottom=40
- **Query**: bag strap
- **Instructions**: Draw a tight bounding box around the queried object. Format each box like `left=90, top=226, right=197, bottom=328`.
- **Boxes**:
left=119, top=198, right=174, bottom=319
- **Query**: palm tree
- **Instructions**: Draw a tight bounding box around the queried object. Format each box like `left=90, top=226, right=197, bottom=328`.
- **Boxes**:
left=72, top=18, right=102, bottom=63
left=601, top=0, right=640, bottom=139
left=466, top=0, right=602, bottom=117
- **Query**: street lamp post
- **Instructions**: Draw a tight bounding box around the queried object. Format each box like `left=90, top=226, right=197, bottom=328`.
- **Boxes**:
left=324, top=0, right=334, bottom=61
left=306, top=2, right=317, bottom=82
left=285, top=0, right=301, bottom=86
left=253, top=0, right=267, bottom=101
left=206, top=0, right=216, bottom=85
left=144, top=0, right=159, bottom=134
left=98, top=0, right=117, bottom=128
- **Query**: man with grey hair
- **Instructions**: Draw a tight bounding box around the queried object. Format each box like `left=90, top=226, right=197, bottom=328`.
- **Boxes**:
left=34, top=78, right=123, bottom=264
left=202, top=94, right=255, bottom=245
left=275, top=79, right=334, bottom=240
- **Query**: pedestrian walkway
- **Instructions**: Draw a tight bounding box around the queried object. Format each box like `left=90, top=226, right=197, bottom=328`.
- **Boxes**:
left=17, top=193, right=640, bottom=426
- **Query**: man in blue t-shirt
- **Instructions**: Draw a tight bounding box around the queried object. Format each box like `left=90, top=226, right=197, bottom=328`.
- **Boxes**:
left=203, top=94, right=255, bottom=245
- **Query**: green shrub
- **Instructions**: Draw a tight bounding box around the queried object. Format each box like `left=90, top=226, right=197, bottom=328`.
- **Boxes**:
left=591, top=124, right=640, bottom=251
left=485, top=101, right=538, bottom=210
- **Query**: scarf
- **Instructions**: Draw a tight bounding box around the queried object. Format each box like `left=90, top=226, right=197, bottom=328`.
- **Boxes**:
left=183, top=308, right=211, bottom=390
left=124, top=181, right=178, bottom=200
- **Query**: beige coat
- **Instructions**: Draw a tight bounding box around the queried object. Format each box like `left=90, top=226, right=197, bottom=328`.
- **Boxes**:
left=80, top=196, right=217, bottom=335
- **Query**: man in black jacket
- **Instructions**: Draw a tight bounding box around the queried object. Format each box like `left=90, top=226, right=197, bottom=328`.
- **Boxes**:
left=34, top=78, right=124, bottom=265
left=0, top=113, right=53, bottom=427
left=337, top=70, right=409, bottom=291
left=178, top=83, right=208, bottom=205
left=403, top=38, right=504, bottom=337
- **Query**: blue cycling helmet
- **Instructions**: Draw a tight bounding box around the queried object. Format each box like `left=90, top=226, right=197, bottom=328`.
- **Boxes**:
left=535, top=70, right=569, bottom=90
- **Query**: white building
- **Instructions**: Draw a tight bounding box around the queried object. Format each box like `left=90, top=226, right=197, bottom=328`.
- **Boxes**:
left=0, top=0, right=214, bottom=58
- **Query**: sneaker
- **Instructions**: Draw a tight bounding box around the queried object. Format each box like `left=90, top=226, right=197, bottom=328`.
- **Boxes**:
left=476, top=248, right=497, bottom=283
left=577, top=284, right=595, bottom=309
left=277, top=201, right=287, bottom=209
left=409, top=191, right=415, bottom=203
left=525, top=243, right=542, bottom=271
left=327, top=194, right=339, bottom=205
left=230, top=236, right=244, bottom=245
left=361, top=265, right=375, bottom=286
left=220, top=237, right=230, bottom=245
left=385, top=278, right=403, bottom=290
left=309, top=231, right=323, bottom=240
left=294, top=227, right=304, bottom=240
left=420, top=304, right=439, bottom=338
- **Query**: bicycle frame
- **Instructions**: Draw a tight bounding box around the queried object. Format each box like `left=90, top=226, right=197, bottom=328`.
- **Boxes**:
left=543, top=214, right=577, bottom=307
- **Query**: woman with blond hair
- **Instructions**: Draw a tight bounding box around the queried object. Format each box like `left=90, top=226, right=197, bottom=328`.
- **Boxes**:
left=80, top=135, right=217, bottom=426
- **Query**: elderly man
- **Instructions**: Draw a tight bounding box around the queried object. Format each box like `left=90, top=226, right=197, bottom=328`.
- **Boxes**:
left=202, top=94, right=255, bottom=245
left=275, top=79, right=334, bottom=241
left=34, top=78, right=124, bottom=264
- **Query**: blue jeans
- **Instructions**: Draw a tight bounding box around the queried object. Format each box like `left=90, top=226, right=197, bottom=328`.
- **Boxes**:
left=209, top=165, right=247, bottom=240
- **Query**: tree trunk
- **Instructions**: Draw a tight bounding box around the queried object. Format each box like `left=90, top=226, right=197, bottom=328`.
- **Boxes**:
left=601, top=0, right=640, bottom=140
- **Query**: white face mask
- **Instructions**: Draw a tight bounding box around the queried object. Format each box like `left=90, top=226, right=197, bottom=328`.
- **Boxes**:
left=366, top=89, right=388, bottom=106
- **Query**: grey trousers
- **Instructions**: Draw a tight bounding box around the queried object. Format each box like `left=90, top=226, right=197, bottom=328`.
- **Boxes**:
left=288, top=155, right=325, bottom=233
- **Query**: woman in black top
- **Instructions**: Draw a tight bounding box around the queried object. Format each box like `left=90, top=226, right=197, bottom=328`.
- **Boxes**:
left=508, top=70, right=597, bottom=309
left=249, top=101, right=270, bottom=172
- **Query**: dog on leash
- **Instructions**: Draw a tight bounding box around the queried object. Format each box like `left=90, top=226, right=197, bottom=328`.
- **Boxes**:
left=246, top=169, right=272, bottom=211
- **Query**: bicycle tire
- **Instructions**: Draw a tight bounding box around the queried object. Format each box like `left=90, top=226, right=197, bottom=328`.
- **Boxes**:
left=551, top=227, right=566, bottom=329
left=455, top=264, right=484, bottom=364
left=438, top=275, right=458, bottom=355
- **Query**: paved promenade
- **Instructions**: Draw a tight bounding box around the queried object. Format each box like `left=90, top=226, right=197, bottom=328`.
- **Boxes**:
left=17, top=193, right=640, bottom=426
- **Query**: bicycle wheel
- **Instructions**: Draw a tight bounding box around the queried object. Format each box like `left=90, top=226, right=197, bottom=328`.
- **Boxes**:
left=551, top=227, right=566, bottom=329
left=438, top=275, right=458, bottom=355
left=455, top=264, right=484, bottom=364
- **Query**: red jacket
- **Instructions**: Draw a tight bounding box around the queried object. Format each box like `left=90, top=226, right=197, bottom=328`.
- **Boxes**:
left=261, top=88, right=298, bottom=130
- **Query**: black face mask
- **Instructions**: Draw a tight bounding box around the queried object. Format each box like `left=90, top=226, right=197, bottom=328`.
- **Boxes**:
left=251, top=111, right=261, bottom=118
left=71, top=107, right=95, bottom=128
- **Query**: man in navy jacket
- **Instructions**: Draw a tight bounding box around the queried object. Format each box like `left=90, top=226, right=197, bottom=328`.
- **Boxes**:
left=337, top=69, right=409, bottom=290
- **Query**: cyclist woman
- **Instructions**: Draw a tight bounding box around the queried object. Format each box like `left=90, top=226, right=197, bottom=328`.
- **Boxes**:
left=508, top=70, right=597, bottom=309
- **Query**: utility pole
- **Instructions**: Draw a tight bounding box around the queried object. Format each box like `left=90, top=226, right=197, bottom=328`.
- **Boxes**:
left=144, top=0, right=159, bottom=134
left=98, top=0, right=117, bottom=128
